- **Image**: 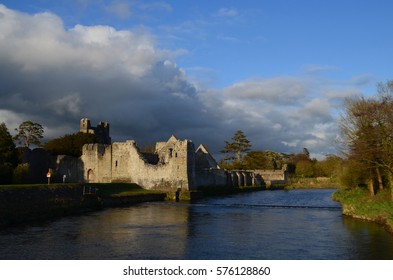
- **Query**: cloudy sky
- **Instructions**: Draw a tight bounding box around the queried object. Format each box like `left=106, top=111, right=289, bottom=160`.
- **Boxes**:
left=1, top=0, right=393, bottom=159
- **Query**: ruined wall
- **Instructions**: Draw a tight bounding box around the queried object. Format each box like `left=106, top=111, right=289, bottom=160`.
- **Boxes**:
left=134, top=138, right=196, bottom=191
left=195, top=169, right=228, bottom=187
left=80, top=136, right=197, bottom=191
left=55, top=155, right=84, bottom=183
left=81, top=144, right=113, bottom=183
left=21, top=149, right=83, bottom=184
left=252, top=166, right=288, bottom=185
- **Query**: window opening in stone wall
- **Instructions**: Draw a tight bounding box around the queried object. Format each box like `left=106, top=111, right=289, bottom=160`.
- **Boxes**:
left=169, top=148, right=173, bottom=157
left=115, top=160, right=118, bottom=167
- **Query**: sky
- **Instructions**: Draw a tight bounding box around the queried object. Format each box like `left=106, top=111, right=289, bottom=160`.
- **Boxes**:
left=1, top=0, right=393, bottom=159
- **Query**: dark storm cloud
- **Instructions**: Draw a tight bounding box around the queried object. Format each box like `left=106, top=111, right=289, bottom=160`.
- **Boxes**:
left=0, top=4, right=362, bottom=158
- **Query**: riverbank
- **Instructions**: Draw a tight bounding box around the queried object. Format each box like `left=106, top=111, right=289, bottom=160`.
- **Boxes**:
left=332, top=188, right=393, bottom=234
left=0, top=183, right=166, bottom=228
left=284, top=177, right=341, bottom=189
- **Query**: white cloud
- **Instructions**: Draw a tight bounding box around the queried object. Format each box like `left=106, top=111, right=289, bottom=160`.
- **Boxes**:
left=52, top=93, right=82, bottom=116
left=222, top=77, right=309, bottom=105
left=0, top=5, right=370, bottom=158
left=217, top=8, right=239, bottom=17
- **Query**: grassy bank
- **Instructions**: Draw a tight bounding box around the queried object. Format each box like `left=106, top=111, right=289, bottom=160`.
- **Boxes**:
left=89, top=183, right=164, bottom=197
left=284, top=177, right=341, bottom=189
left=332, top=188, right=393, bottom=233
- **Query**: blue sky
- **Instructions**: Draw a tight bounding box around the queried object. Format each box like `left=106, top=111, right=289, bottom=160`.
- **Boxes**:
left=1, top=0, right=393, bottom=159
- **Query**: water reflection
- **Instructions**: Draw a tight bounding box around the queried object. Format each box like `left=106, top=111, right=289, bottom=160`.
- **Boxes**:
left=0, top=189, right=393, bottom=259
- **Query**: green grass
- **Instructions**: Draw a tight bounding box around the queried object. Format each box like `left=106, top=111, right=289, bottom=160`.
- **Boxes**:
left=89, top=183, right=164, bottom=197
left=333, top=187, right=393, bottom=233
left=285, top=177, right=341, bottom=189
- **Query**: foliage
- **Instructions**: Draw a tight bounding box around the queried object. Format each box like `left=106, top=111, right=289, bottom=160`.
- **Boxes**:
left=243, top=150, right=283, bottom=170
left=44, top=132, right=98, bottom=157
left=295, top=160, right=315, bottom=178
left=285, top=150, right=311, bottom=175
left=339, top=80, right=393, bottom=198
left=284, top=151, right=343, bottom=179
left=0, top=123, right=17, bottom=166
left=0, top=123, right=17, bottom=184
left=0, top=163, right=14, bottom=184
left=314, top=155, right=343, bottom=178
left=13, top=163, right=30, bottom=184
left=13, top=121, right=44, bottom=148
left=220, top=130, right=251, bottom=167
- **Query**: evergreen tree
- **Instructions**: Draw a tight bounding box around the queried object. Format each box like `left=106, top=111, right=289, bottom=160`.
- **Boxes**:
left=0, top=123, right=17, bottom=164
left=14, top=121, right=44, bottom=148
left=220, top=130, right=251, bottom=167
left=0, top=123, right=17, bottom=184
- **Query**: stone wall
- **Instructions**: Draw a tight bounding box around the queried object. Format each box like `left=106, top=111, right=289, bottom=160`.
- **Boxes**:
left=22, top=148, right=83, bottom=184
left=252, top=166, right=288, bottom=186
left=195, top=169, right=228, bottom=187
left=80, top=136, right=197, bottom=191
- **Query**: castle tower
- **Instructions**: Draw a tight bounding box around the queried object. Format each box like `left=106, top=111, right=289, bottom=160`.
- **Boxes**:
left=96, top=122, right=111, bottom=144
left=80, top=118, right=91, bottom=134
left=80, top=118, right=111, bottom=144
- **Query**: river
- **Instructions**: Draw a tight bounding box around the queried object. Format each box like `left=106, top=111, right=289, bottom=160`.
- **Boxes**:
left=1, top=188, right=393, bottom=259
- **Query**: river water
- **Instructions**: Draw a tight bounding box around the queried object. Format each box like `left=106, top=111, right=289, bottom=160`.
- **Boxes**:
left=1, top=189, right=393, bottom=259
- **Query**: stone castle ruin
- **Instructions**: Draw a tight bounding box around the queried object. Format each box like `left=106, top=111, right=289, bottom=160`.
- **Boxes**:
left=77, top=118, right=288, bottom=191
left=25, top=118, right=287, bottom=191
left=80, top=118, right=111, bottom=144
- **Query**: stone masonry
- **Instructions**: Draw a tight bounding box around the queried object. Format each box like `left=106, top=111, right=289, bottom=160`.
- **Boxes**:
left=81, top=135, right=199, bottom=191
left=48, top=118, right=288, bottom=191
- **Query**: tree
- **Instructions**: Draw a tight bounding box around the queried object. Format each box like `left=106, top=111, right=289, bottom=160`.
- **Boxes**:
left=295, top=160, right=315, bottom=178
left=315, top=155, right=343, bottom=178
left=0, top=123, right=17, bottom=184
left=243, top=150, right=283, bottom=170
left=0, top=123, right=17, bottom=165
left=220, top=130, right=251, bottom=168
left=14, top=121, right=44, bottom=148
left=339, top=80, right=393, bottom=198
left=44, top=132, right=98, bottom=157
left=13, top=163, right=30, bottom=184
left=303, top=148, right=310, bottom=159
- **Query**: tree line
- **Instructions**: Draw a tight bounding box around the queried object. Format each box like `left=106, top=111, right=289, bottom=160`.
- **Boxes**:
left=0, top=121, right=97, bottom=184
left=219, top=130, right=343, bottom=179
